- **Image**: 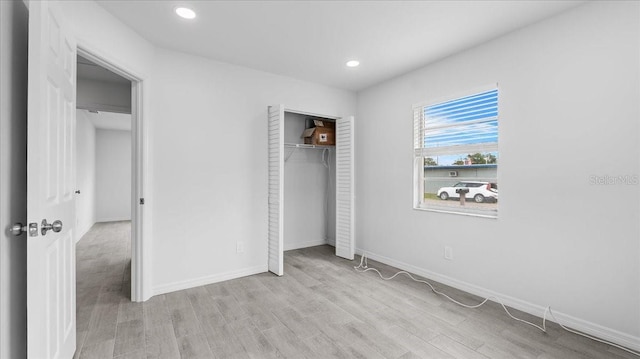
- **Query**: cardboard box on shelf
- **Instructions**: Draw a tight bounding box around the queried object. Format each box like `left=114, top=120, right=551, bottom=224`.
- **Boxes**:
left=301, top=120, right=335, bottom=146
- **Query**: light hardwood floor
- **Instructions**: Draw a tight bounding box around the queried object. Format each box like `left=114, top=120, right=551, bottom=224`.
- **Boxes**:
left=74, top=221, right=637, bottom=359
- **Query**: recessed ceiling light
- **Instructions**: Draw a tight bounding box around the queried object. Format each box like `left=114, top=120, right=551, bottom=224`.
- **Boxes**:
left=346, top=60, right=360, bottom=68
left=175, top=7, right=196, bottom=19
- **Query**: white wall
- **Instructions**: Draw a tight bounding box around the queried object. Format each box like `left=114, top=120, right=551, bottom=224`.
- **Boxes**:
left=0, top=1, right=28, bottom=357
left=149, top=48, right=356, bottom=293
left=96, top=129, right=131, bottom=222
left=76, top=110, right=96, bottom=239
left=60, top=1, right=156, bottom=74
left=356, top=1, right=640, bottom=349
left=283, top=112, right=336, bottom=250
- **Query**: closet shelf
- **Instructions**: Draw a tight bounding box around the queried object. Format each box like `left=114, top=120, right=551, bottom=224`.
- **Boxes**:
left=284, top=143, right=334, bottom=150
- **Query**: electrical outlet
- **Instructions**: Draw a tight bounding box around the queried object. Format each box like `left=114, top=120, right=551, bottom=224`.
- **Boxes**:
left=236, top=241, right=244, bottom=254
left=444, top=246, right=453, bottom=260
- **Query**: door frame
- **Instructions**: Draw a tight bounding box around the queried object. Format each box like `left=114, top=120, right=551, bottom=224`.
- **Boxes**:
left=76, top=44, right=150, bottom=302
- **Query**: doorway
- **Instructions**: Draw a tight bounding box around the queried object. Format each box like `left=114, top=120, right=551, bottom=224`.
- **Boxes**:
left=76, top=54, right=132, bottom=234
left=74, top=48, right=145, bottom=303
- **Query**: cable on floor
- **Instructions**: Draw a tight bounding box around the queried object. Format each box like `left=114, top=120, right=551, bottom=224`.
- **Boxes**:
left=353, top=253, right=640, bottom=357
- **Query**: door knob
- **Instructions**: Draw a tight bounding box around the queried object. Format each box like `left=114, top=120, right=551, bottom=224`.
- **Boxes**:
left=41, top=219, right=63, bottom=235
left=10, top=223, right=27, bottom=236
left=10, top=222, right=38, bottom=237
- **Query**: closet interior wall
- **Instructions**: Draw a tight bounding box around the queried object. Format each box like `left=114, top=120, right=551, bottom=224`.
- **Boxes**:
left=283, top=112, right=336, bottom=250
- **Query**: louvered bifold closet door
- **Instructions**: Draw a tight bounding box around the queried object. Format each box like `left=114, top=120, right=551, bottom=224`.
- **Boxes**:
left=268, top=105, right=284, bottom=275
left=335, top=116, right=355, bottom=260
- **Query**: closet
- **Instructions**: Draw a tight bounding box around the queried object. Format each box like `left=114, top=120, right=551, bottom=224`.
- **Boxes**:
left=268, top=105, right=354, bottom=276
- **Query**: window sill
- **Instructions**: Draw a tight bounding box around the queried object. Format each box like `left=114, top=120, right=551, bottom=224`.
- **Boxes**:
left=413, top=204, right=498, bottom=219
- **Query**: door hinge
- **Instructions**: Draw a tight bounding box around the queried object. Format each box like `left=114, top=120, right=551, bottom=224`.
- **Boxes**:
left=139, top=198, right=145, bottom=205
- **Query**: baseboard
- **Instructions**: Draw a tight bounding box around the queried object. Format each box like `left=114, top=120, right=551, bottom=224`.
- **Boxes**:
left=355, top=248, right=640, bottom=353
left=96, top=217, right=131, bottom=223
left=152, top=265, right=268, bottom=297
left=284, top=239, right=328, bottom=251
left=326, top=237, right=336, bottom=246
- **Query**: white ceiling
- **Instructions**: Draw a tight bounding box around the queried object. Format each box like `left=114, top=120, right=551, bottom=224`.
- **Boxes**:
left=95, top=0, right=583, bottom=92
left=82, top=110, right=132, bottom=131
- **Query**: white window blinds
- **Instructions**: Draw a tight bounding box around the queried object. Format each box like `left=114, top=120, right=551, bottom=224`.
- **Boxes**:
left=414, top=89, right=498, bottom=157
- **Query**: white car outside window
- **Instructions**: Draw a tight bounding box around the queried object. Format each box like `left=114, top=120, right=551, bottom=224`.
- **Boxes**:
left=437, top=181, right=498, bottom=203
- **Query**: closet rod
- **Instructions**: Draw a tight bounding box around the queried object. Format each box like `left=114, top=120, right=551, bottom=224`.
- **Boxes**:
left=284, top=143, right=333, bottom=162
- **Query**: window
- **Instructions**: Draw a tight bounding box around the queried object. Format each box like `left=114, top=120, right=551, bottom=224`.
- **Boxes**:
left=413, top=87, right=498, bottom=218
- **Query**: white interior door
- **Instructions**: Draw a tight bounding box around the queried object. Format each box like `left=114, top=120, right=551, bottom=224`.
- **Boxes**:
left=335, top=116, right=355, bottom=260
left=27, top=1, right=77, bottom=357
left=267, top=105, right=284, bottom=275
